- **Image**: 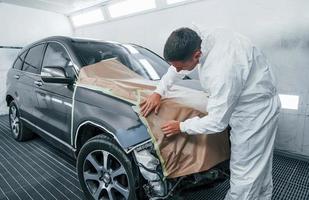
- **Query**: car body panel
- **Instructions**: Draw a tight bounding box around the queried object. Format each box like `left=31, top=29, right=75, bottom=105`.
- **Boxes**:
left=72, top=86, right=151, bottom=151
left=11, top=70, right=37, bottom=121
left=32, top=80, right=75, bottom=143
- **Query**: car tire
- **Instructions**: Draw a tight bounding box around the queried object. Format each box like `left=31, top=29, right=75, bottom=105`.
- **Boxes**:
left=9, top=101, right=35, bottom=141
left=77, top=134, right=138, bottom=200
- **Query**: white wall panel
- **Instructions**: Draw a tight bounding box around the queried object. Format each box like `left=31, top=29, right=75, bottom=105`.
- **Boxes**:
left=0, top=3, right=72, bottom=115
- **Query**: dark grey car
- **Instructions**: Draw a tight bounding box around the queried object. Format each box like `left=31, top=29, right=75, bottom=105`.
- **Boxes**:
left=6, top=36, right=228, bottom=200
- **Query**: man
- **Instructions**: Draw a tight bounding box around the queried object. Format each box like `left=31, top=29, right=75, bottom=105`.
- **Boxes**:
left=140, top=28, right=281, bottom=200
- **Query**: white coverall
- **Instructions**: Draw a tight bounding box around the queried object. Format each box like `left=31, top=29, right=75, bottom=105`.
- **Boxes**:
left=155, top=28, right=281, bottom=200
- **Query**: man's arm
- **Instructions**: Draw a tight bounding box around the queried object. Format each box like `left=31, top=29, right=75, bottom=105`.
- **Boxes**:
left=180, top=49, right=247, bottom=135
left=179, top=71, right=243, bottom=134
left=154, top=66, right=187, bottom=97
left=140, top=66, right=187, bottom=116
left=161, top=68, right=244, bottom=136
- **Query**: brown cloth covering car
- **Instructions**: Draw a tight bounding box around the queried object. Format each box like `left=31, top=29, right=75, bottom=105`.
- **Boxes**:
left=77, top=59, right=230, bottom=178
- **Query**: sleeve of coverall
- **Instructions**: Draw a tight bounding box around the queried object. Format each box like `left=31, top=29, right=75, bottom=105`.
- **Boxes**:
left=179, top=48, right=247, bottom=135
left=154, top=66, right=188, bottom=97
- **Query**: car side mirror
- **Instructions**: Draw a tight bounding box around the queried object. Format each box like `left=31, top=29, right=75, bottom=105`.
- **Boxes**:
left=41, top=66, right=75, bottom=85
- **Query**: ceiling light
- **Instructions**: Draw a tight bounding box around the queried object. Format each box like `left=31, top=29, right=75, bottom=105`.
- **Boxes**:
left=166, top=0, right=188, bottom=4
left=279, top=94, right=299, bottom=110
left=108, top=0, right=156, bottom=18
left=71, top=8, right=104, bottom=27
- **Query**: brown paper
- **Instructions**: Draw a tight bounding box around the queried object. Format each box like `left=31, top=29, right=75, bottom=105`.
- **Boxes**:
left=77, top=59, right=230, bottom=178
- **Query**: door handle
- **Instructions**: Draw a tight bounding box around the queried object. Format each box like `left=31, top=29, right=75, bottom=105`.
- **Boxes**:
left=34, top=80, right=43, bottom=87
left=14, top=75, right=20, bottom=80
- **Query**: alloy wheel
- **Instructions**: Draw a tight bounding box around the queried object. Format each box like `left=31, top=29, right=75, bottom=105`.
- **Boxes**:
left=83, top=150, right=130, bottom=200
left=10, top=105, right=20, bottom=137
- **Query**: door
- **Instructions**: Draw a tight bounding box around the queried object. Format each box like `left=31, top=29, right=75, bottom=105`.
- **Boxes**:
left=10, top=50, right=27, bottom=112
left=18, top=44, right=45, bottom=121
left=32, top=42, right=76, bottom=144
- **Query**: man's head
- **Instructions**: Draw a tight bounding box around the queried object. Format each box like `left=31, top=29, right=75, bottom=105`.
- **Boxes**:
left=164, top=27, right=202, bottom=72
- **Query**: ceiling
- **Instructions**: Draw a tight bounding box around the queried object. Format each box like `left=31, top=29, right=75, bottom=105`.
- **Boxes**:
left=0, top=0, right=111, bottom=15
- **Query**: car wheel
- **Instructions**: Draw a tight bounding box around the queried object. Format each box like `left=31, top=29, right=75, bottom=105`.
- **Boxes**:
left=77, top=135, right=138, bottom=200
left=9, top=101, right=34, bottom=141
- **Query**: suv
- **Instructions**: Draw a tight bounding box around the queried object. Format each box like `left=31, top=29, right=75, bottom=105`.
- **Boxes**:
left=6, top=36, right=229, bottom=200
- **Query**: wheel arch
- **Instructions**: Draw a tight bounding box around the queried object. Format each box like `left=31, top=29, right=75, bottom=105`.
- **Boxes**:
left=74, top=121, right=124, bottom=156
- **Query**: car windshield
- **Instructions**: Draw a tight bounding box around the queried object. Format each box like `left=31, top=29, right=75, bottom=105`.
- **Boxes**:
left=71, top=41, right=169, bottom=80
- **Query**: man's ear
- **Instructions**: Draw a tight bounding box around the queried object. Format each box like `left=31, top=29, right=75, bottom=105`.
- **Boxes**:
left=193, top=50, right=202, bottom=60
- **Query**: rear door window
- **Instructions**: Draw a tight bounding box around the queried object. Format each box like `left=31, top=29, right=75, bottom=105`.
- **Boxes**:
left=22, top=44, right=45, bottom=74
left=13, top=50, right=27, bottom=70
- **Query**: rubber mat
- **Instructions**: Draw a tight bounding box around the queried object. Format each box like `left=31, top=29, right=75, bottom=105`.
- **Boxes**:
left=0, top=115, right=308, bottom=200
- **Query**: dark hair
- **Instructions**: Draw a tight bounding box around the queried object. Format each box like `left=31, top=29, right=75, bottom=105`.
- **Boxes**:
left=163, top=27, right=202, bottom=62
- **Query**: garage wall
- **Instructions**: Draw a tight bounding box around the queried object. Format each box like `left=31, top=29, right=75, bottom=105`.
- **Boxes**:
left=73, top=0, right=309, bottom=55
left=0, top=3, right=72, bottom=115
left=74, top=0, right=309, bottom=157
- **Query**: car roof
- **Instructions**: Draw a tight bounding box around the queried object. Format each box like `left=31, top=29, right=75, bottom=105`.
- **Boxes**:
left=23, top=36, right=124, bottom=51
left=37, top=36, right=122, bottom=45
left=18, top=36, right=129, bottom=59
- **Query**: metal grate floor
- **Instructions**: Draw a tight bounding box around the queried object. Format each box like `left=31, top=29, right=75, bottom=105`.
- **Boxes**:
left=0, top=115, right=308, bottom=200
left=181, top=149, right=309, bottom=200
left=0, top=115, right=85, bottom=200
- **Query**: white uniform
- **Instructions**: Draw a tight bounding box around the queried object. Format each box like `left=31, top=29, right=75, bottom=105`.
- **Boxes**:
left=155, top=28, right=281, bottom=200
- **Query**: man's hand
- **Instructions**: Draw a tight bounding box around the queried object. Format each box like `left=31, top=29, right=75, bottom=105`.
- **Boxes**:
left=140, top=92, right=161, bottom=117
left=161, top=120, right=181, bottom=138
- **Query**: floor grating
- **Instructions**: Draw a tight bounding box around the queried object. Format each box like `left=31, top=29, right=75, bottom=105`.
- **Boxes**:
left=0, top=115, right=308, bottom=200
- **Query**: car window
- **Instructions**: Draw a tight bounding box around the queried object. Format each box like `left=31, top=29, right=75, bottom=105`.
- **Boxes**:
left=72, top=42, right=168, bottom=80
left=42, top=42, right=75, bottom=78
left=127, top=45, right=169, bottom=78
left=13, top=50, right=27, bottom=70
left=22, top=44, right=45, bottom=74
left=72, top=42, right=131, bottom=66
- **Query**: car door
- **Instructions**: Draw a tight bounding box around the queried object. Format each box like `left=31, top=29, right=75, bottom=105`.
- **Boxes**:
left=18, top=44, right=45, bottom=122
left=9, top=50, right=28, bottom=111
left=32, top=42, right=76, bottom=144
